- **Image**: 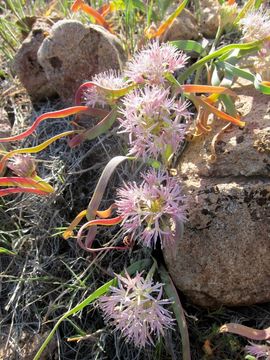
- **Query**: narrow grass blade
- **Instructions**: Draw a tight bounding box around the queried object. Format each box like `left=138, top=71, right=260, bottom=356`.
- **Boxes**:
left=159, top=265, right=191, bottom=360
left=0, top=247, right=16, bottom=255
left=233, top=0, right=255, bottom=24
left=33, top=258, right=152, bottom=360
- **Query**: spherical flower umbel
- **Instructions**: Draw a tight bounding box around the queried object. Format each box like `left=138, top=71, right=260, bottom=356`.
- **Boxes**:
left=240, top=8, right=270, bottom=43
left=115, top=169, right=185, bottom=248
left=124, top=41, right=188, bottom=85
left=245, top=343, right=270, bottom=359
left=7, top=155, right=36, bottom=177
left=99, top=271, right=174, bottom=347
left=119, top=85, right=189, bottom=161
left=83, top=70, right=127, bottom=108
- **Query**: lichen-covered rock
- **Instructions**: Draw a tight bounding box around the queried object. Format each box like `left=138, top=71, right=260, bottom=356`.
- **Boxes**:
left=164, top=81, right=270, bottom=307
left=13, top=18, right=57, bottom=101
left=37, top=20, right=125, bottom=104
left=199, top=0, right=220, bottom=38
left=161, top=9, right=199, bottom=42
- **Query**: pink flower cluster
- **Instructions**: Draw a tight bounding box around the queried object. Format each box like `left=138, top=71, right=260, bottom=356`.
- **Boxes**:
left=99, top=271, right=174, bottom=347
left=124, top=41, right=188, bottom=84
left=119, top=85, right=189, bottom=160
left=115, top=169, right=185, bottom=248
left=7, top=155, right=36, bottom=177
left=83, top=70, right=126, bottom=108
left=245, top=343, right=270, bottom=359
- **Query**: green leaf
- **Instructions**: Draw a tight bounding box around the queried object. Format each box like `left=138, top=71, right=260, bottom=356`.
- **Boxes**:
left=0, top=247, right=16, bottom=255
left=216, top=62, right=270, bottom=95
left=159, top=265, right=191, bottom=360
left=179, top=40, right=263, bottom=82
left=171, top=40, right=206, bottom=55
left=68, top=107, right=119, bottom=147
left=33, top=258, right=152, bottom=360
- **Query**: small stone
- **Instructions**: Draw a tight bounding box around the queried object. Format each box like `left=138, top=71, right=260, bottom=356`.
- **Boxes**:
left=13, top=17, right=57, bottom=102
left=37, top=20, right=126, bottom=105
left=0, top=108, right=11, bottom=138
left=164, top=81, right=270, bottom=307
left=161, top=9, right=199, bottom=42
left=199, top=0, right=221, bottom=38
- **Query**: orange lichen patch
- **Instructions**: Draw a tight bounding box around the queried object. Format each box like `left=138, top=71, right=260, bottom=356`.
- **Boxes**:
left=227, top=0, right=236, bottom=4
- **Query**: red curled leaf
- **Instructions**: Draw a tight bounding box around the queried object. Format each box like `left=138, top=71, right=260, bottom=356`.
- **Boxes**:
left=77, top=216, right=128, bottom=253
left=0, top=176, right=54, bottom=193
left=0, top=188, right=49, bottom=197
left=0, top=106, right=88, bottom=143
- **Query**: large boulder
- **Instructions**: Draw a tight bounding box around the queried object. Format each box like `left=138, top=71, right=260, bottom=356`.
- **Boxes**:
left=164, top=81, right=270, bottom=307
left=37, top=20, right=125, bottom=104
left=13, top=18, right=57, bottom=101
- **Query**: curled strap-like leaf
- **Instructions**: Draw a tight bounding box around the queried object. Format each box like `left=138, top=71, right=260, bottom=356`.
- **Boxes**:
left=189, top=94, right=245, bottom=127
left=63, top=204, right=115, bottom=240
left=68, top=107, right=119, bottom=147
left=0, top=176, right=54, bottom=193
left=0, top=188, right=49, bottom=197
left=182, top=84, right=237, bottom=97
left=219, top=323, right=270, bottom=341
left=0, top=131, right=78, bottom=175
left=71, top=0, right=112, bottom=31
left=77, top=216, right=127, bottom=253
left=145, top=0, right=189, bottom=39
left=0, top=106, right=88, bottom=143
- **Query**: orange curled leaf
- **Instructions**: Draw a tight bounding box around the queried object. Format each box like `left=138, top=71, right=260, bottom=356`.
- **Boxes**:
left=63, top=209, right=87, bottom=240
left=71, top=0, right=112, bottom=32
left=145, top=0, right=188, bottom=39
left=0, top=106, right=88, bottom=143
left=63, top=204, right=116, bottom=240
left=96, top=204, right=116, bottom=219
left=77, top=216, right=127, bottom=253
left=190, top=95, right=245, bottom=127
left=182, top=85, right=237, bottom=97
left=219, top=323, right=270, bottom=341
